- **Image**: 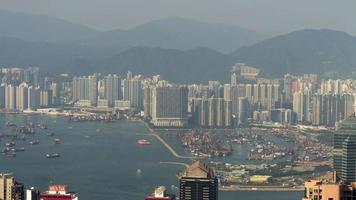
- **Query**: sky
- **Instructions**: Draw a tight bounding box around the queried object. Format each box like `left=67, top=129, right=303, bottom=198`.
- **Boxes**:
left=0, top=0, right=355, bottom=35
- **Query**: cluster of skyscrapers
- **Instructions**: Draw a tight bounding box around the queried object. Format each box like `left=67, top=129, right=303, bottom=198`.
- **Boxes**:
left=0, top=67, right=58, bottom=111
left=0, top=64, right=355, bottom=129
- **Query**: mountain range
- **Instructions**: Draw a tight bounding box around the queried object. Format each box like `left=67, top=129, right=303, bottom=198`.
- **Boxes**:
left=1, top=10, right=356, bottom=83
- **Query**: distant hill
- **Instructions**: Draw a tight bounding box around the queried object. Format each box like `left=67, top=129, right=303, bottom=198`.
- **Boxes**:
left=0, top=10, right=99, bottom=43
left=0, top=37, right=234, bottom=83
left=231, top=29, right=356, bottom=77
left=79, top=17, right=268, bottom=53
left=2, top=28, right=356, bottom=83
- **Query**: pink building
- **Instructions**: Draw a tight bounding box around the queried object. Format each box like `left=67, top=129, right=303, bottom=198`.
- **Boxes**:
left=302, top=180, right=356, bottom=200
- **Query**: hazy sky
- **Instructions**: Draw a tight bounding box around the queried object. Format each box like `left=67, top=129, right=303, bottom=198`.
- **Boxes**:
left=1, top=0, right=355, bottom=35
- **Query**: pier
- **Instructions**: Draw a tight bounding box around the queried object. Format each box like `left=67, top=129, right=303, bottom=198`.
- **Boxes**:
left=143, top=122, right=200, bottom=159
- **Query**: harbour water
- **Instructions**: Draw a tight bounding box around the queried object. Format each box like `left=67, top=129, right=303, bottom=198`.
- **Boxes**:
left=0, top=114, right=303, bottom=200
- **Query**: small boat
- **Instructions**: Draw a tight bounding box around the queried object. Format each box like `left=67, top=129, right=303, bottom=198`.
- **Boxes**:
left=11, top=147, right=25, bottom=152
left=46, top=153, right=60, bottom=158
left=46, top=132, right=55, bottom=137
left=29, top=140, right=40, bottom=145
left=5, top=142, right=15, bottom=147
left=137, top=139, right=151, bottom=145
left=53, top=138, right=61, bottom=144
left=6, top=122, right=16, bottom=127
left=3, top=152, right=16, bottom=157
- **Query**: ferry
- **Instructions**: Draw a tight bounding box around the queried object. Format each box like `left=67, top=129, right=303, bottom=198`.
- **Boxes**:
left=137, top=139, right=151, bottom=145
left=46, top=153, right=60, bottom=158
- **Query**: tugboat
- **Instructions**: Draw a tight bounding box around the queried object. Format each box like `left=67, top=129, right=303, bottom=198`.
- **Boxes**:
left=137, top=139, right=151, bottom=145
left=46, top=153, right=60, bottom=158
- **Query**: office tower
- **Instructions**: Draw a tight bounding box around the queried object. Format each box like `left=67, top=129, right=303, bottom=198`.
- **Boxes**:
left=179, top=161, right=218, bottom=200
left=302, top=180, right=356, bottom=200
left=238, top=97, right=249, bottom=126
left=123, top=71, right=143, bottom=109
left=143, top=87, right=151, bottom=119
left=334, top=112, right=356, bottom=181
left=5, top=85, right=16, bottom=110
left=293, top=91, right=304, bottom=122
left=145, top=186, right=175, bottom=200
left=104, top=74, right=121, bottom=107
left=40, top=185, right=78, bottom=200
left=0, top=173, right=24, bottom=200
left=24, top=67, right=39, bottom=87
left=16, top=83, right=28, bottom=111
left=0, top=84, right=5, bottom=108
left=340, top=137, right=356, bottom=183
left=28, top=86, right=40, bottom=110
left=26, top=187, right=40, bottom=200
left=151, top=85, right=188, bottom=127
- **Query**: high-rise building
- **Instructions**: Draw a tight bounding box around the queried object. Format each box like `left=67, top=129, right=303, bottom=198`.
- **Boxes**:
left=104, top=74, right=121, bottom=107
left=24, top=67, right=39, bottom=87
left=27, top=86, right=40, bottom=110
left=238, top=97, right=249, bottom=126
left=72, top=75, right=98, bottom=106
left=26, top=187, right=40, bottom=200
left=16, top=83, right=28, bottom=111
left=123, top=71, right=143, bottom=110
left=5, top=85, right=16, bottom=110
left=39, top=90, right=52, bottom=107
left=341, top=137, right=356, bottom=184
left=334, top=110, right=356, bottom=182
left=143, top=87, right=151, bottom=119
left=0, top=173, right=24, bottom=200
left=179, top=161, right=218, bottom=200
left=302, top=180, right=356, bottom=200
left=151, top=85, right=188, bottom=127
left=0, top=84, right=5, bottom=108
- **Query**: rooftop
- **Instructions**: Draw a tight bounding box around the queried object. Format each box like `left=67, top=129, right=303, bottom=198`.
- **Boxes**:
left=183, top=160, right=214, bottom=178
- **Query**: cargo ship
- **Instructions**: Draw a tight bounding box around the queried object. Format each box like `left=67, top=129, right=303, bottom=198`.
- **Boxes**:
left=137, top=139, right=151, bottom=145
